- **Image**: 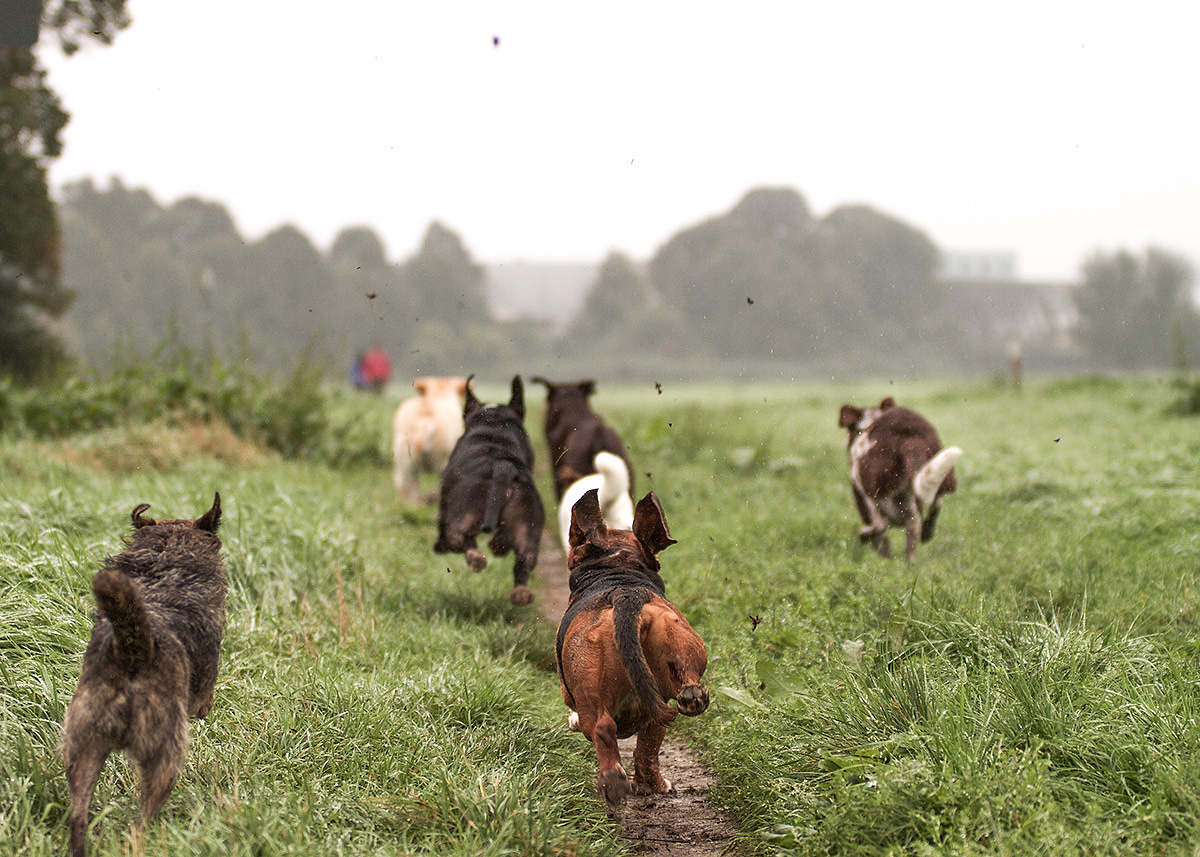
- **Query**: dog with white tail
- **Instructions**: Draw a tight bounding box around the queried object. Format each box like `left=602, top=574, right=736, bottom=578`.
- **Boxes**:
left=838, top=397, right=961, bottom=561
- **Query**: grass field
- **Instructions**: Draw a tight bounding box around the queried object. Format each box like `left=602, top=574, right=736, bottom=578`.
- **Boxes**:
left=2, top=374, right=1199, bottom=855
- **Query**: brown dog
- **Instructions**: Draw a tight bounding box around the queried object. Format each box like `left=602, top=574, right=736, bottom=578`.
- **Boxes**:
left=838, top=397, right=962, bottom=561
left=530, top=377, right=634, bottom=500
left=392, top=376, right=470, bottom=503
left=62, top=495, right=226, bottom=857
left=435, top=376, right=544, bottom=606
left=556, top=489, right=709, bottom=807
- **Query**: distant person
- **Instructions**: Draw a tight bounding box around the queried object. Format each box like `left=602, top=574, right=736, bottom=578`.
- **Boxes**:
left=350, top=352, right=368, bottom=390
left=360, top=343, right=392, bottom=393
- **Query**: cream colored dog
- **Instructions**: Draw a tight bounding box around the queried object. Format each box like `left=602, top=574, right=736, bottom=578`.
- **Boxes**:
left=392, top=376, right=470, bottom=503
left=557, top=451, right=634, bottom=552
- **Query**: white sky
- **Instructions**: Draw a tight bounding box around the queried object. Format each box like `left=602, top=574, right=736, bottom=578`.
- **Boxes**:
left=38, top=1, right=1200, bottom=281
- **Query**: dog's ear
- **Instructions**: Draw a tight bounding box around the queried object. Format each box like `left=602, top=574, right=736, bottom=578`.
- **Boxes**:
left=455, top=377, right=470, bottom=398
left=463, top=374, right=482, bottom=416
left=879, top=397, right=896, bottom=410
left=195, top=493, right=221, bottom=533
left=131, top=503, right=156, bottom=528
left=581, top=379, right=597, bottom=397
left=633, top=492, right=676, bottom=556
left=412, top=377, right=429, bottom=395
left=508, top=375, right=525, bottom=420
left=530, top=376, right=551, bottom=390
left=838, top=405, right=862, bottom=429
left=569, top=488, right=606, bottom=548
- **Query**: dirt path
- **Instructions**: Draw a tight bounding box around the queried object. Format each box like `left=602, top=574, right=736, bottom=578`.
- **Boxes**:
left=533, top=533, right=739, bottom=856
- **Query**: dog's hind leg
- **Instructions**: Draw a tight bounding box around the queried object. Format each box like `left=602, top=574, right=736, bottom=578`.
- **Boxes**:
left=899, top=495, right=922, bottom=561
left=631, top=720, right=672, bottom=795
left=590, top=712, right=629, bottom=808
left=920, top=497, right=942, bottom=543
left=65, top=741, right=110, bottom=857
left=135, top=730, right=188, bottom=824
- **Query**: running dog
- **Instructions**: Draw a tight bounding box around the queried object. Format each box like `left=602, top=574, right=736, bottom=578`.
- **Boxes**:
left=392, top=376, right=470, bottom=503
left=838, top=397, right=962, bottom=560
left=435, top=376, right=544, bottom=606
left=530, top=377, right=634, bottom=500
left=556, top=489, right=709, bottom=807
left=62, top=495, right=227, bottom=857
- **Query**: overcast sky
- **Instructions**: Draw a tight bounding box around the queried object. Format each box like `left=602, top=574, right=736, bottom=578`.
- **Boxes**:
left=38, top=1, right=1200, bottom=281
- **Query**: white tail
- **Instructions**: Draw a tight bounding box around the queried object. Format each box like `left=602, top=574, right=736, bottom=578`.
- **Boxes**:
left=914, top=446, right=962, bottom=509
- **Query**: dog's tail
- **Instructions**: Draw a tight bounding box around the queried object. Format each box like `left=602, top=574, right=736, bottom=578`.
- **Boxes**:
left=92, top=570, right=154, bottom=674
left=481, top=460, right=518, bottom=533
left=914, top=446, right=962, bottom=509
left=613, top=592, right=675, bottom=725
left=594, top=452, right=630, bottom=506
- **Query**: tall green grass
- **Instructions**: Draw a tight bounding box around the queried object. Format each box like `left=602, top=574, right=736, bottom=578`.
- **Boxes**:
left=2, top=372, right=1199, bottom=854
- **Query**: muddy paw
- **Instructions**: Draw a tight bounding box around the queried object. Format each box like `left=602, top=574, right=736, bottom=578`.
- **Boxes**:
left=633, top=775, right=674, bottom=796
left=598, top=767, right=630, bottom=808
left=509, top=584, right=534, bottom=606
left=465, top=549, right=488, bottom=572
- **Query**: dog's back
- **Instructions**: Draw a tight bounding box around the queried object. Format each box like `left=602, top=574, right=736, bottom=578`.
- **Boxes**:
left=63, top=495, right=226, bottom=857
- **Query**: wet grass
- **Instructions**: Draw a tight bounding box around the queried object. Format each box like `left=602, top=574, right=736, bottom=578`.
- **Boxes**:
left=2, top=374, right=1199, bottom=854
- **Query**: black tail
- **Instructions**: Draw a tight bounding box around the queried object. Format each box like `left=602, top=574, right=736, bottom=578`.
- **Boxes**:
left=481, top=460, right=518, bottom=533
left=92, top=570, right=154, bottom=673
left=612, top=592, right=674, bottom=724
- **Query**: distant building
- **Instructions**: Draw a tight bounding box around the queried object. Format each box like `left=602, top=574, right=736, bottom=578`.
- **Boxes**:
left=484, top=261, right=597, bottom=331
left=939, top=250, right=1019, bottom=281
left=938, top=251, right=1080, bottom=361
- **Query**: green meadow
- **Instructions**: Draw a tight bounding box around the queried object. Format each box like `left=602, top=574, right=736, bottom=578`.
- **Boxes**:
left=2, top=373, right=1199, bottom=855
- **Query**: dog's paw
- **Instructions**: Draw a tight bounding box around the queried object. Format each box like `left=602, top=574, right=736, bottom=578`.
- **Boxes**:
left=676, top=683, right=709, bottom=716
left=597, top=767, right=630, bottom=808
left=465, top=549, right=488, bottom=572
left=567, top=710, right=581, bottom=732
left=509, top=584, right=534, bottom=606
left=633, top=775, right=674, bottom=796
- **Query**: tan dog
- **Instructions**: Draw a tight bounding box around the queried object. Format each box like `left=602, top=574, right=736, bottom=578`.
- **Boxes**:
left=556, top=489, right=709, bottom=807
left=392, top=376, right=470, bottom=503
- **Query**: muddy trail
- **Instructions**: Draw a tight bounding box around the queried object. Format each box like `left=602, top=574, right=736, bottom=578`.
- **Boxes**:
left=533, top=532, right=740, bottom=856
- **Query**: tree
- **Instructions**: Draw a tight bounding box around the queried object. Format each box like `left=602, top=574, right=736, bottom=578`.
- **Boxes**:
left=1073, top=247, right=1198, bottom=370
left=330, top=226, right=387, bottom=271
left=648, top=187, right=825, bottom=359
left=0, top=1, right=129, bottom=380
left=404, top=221, right=488, bottom=325
left=0, top=47, right=70, bottom=379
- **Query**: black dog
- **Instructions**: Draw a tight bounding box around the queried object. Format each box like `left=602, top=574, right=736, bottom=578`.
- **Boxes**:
left=62, top=495, right=226, bottom=857
left=435, top=375, right=544, bottom=605
left=531, top=377, right=634, bottom=500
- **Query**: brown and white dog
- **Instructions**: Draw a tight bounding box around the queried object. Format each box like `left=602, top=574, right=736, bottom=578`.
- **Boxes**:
left=434, top=376, right=544, bottom=606
left=839, top=397, right=962, bottom=561
left=530, top=378, right=634, bottom=500
left=392, top=376, right=470, bottom=503
left=556, top=489, right=709, bottom=807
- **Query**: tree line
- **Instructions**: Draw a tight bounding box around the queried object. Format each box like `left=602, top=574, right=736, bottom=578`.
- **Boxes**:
left=46, top=180, right=1197, bottom=383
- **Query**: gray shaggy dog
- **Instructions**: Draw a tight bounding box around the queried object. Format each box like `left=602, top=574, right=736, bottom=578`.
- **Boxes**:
left=62, top=494, right=226, bottom=857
